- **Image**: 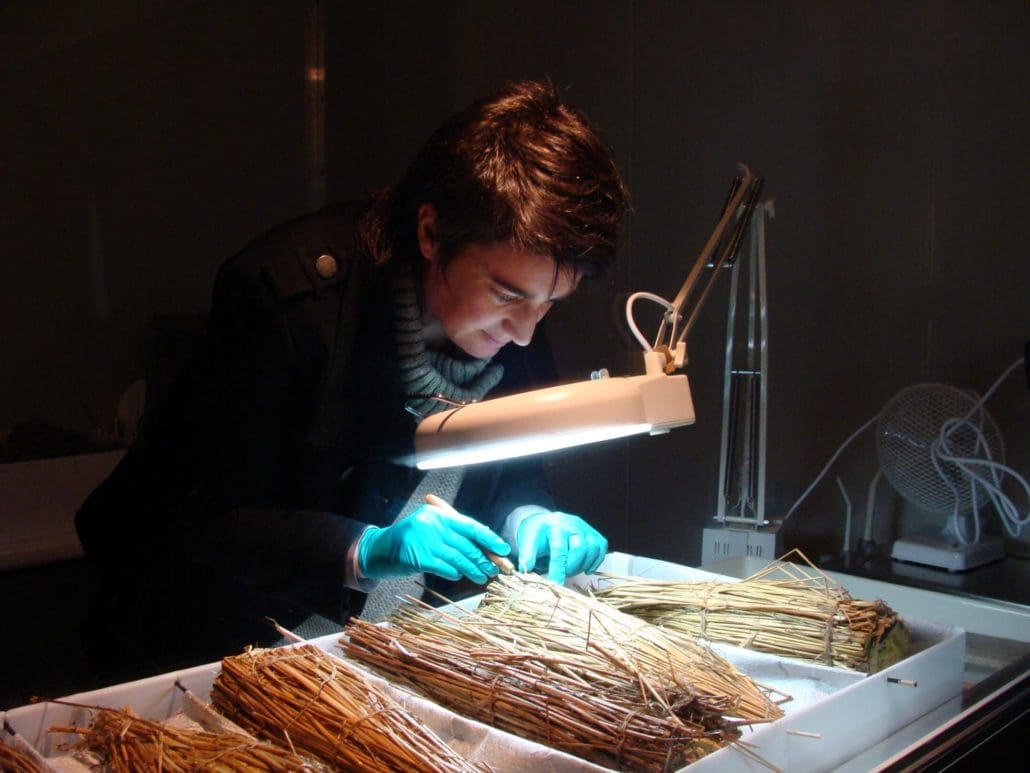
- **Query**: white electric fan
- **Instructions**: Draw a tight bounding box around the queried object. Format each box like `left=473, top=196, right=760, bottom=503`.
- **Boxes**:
left=876, top=383, right=1007, bottom=570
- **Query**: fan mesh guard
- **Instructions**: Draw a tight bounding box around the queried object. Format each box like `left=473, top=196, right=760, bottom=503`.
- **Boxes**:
left=876, top=383, right=1005, bottom=515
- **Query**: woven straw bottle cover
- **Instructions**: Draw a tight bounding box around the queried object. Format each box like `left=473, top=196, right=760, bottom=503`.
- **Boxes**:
left=360, top=466, right=465, bottom=623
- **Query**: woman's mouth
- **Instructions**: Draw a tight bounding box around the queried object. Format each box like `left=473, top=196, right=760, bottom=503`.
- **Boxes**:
left=482, top=331, right=506, bottom=347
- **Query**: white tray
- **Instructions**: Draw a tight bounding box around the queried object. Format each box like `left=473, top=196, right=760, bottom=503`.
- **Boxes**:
left=2, top=552, right=964, bottom=772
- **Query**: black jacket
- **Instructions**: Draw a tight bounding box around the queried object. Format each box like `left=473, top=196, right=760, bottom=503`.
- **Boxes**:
left=75, top=203, right=558, bottom=622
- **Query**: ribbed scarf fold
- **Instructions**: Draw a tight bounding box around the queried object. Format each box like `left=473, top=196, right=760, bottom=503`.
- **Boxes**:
left=392, top=265, right=503, bottom=418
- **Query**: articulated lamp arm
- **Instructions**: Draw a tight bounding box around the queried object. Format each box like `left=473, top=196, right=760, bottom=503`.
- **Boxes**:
left=634, top=164, right=764, bottom=374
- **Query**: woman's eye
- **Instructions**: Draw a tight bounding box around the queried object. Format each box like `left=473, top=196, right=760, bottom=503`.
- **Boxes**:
left=495, top=291, right=520, bottom=304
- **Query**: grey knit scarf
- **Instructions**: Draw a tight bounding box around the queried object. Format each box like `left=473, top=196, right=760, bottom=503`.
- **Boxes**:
left=392, top=265, right=504, bottom=417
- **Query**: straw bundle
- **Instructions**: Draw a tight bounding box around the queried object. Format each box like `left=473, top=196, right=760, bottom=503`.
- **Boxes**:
left=592, top=552, right=908, bottom=672
left=50, top=705, right=320, bottom=771
left=0, top=741, right=45, bottom=773
left=344, top=572, right=783, bottom=772
left=210, top=643, right=482, bottom=772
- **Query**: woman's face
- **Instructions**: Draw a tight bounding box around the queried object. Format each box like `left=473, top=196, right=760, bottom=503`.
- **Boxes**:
left=418, top=207, right=581, bottom=359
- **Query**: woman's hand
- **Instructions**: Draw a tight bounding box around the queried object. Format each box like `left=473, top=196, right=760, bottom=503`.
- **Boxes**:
left=516, top=511, right=608, bottom=585
left=358, top=504, right=511, bottom=583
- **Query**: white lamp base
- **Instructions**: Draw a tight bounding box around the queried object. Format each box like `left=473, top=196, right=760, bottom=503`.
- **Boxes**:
left=890, top=533, right=1005, bottom=572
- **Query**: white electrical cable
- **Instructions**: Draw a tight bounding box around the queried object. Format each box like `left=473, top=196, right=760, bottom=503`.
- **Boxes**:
left=837, top=476, right=852, bottom=553
left=864, top=468, right=882, bottom=543
left=624, top=291, right=675, bottom=352
left=782, top=413, right=880, bottom=522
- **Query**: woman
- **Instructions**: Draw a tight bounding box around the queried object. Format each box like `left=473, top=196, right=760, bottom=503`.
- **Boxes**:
left=76, top=80, right=630, bottom=638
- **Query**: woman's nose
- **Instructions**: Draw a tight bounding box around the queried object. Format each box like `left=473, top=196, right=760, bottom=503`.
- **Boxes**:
left=504, top=305, right=540, bottom=346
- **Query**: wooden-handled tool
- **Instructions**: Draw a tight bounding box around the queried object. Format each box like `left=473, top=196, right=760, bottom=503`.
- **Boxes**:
left=425, top=493, right=515, bottom=575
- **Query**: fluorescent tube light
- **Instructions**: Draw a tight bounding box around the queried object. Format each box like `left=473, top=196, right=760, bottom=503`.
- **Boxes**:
left=414, top=373, right=695, bottom=469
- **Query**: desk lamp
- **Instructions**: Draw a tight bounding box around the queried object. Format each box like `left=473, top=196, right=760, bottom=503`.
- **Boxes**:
left=413, top=165, right=764, bottom=470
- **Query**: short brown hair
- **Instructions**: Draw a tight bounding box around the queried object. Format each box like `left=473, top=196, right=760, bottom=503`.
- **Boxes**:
left=361, top=80, right=629, bottom=280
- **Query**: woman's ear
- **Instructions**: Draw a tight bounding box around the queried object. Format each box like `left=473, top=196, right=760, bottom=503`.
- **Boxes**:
left=416, top=203, right=440, bottom=261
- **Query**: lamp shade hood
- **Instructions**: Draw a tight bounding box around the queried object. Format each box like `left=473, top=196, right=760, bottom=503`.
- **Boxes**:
left=413, top=373, right=695, bottom=469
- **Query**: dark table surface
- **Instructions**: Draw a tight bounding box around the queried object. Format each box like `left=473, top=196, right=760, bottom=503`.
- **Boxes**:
left=819, top=552, right=1030, bottom=608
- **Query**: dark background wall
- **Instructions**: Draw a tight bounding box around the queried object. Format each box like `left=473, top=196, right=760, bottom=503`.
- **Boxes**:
left=3, top=1, right=1028, bottom=568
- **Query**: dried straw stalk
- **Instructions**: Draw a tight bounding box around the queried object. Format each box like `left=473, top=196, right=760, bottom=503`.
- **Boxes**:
left=210, top=643, right=482, bottom=773
left=478, top=573, right=782, bottom=721
left=0, top=741, right=45, bottom=773
left=592, top=550, right=906, bottom=672
left=50, top=705, right=320, bottom=771
left=344, top=572, right=783, bottom=772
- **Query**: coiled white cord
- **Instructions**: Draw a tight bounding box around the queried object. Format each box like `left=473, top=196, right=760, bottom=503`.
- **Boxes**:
left=784, top=357, right=1028, bottom=545
left=933, top=357, right=1029, bottom=543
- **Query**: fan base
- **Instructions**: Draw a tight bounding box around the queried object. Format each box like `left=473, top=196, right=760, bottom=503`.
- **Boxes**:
left=891, top=534, right=1005, bottom=572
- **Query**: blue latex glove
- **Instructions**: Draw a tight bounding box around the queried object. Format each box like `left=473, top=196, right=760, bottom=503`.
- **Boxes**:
left=516, top=511, right=608, bottom=585
left=358, top=504, right=511, bottom=583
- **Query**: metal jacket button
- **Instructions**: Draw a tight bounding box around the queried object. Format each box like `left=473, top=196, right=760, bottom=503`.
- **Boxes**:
left=314, top=253, right=338, bottom=279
